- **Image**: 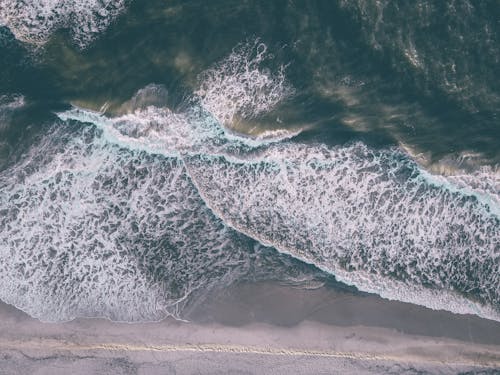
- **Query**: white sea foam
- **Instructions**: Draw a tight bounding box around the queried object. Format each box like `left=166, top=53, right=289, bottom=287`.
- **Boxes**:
left=57, top=41, right=299, bottom=151
left=419, top=169, right=500, bottom=218
left=22, top=110, right=500, bottom=321
left=3, top=41, right=500, bottom=322
left=0, top=122, right=303, bottom=322
left=184, top=143, right=499, bottom=320
left=195, top=40, right=294, bottom=127
left=0, top=0, right=127, bottom=47
left=57, top=118, right=500, bottom=320
left=55, top=41, right=500, bottom=321
left=447, top=167, right=500, bottom=215
left=0, top=65, right=310, bottom=321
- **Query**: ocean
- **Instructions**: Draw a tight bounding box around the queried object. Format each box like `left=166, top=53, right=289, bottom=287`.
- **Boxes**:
left=0, top=0, right=498, bottom=323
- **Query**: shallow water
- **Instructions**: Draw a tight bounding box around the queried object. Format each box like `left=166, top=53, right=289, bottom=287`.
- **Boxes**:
left=0, top=0, right=498, bottom=322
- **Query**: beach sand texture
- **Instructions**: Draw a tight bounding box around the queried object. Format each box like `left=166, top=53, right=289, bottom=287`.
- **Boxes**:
left=0, top=281, right=499, bottom=374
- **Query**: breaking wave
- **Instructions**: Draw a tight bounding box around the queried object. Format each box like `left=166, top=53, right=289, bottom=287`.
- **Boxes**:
left=0, top=41, right=498, bottom=322
left=185, top=144, right=499, bottom=320
left=0, top=120, right=315, bottom=322
left=0, top=0, right=127, bottom=47
left=195, top=41, right=294, bottom=127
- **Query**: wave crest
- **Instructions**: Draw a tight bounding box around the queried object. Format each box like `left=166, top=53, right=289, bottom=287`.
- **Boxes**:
left=194, top=40, right=295, bottom=128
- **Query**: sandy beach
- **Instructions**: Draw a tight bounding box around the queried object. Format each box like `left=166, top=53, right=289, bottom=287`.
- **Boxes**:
left=0, top=281, right=499, bottom=374
left=2, top=1, right=500, bottom=374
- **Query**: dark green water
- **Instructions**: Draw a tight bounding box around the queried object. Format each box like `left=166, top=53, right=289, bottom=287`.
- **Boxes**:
left=2, top=1, right=500, bottom=164
left=0, top=1, right=498, bottom=322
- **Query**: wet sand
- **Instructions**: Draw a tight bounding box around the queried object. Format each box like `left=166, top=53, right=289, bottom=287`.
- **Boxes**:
left=0, top=281, right=499, bottom=374
left=190, top=281, right=500, bottom=346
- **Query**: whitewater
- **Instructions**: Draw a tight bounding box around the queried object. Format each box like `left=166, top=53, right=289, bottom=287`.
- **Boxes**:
left=0, top=41, right=498, bottom=323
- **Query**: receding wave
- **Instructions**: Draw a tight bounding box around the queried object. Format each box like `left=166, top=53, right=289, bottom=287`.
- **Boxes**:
left=185, top=143, right=499, bottom=320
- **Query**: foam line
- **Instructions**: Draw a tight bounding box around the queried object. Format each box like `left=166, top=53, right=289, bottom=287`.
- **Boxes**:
left=183, top=144, right=500, bottom=321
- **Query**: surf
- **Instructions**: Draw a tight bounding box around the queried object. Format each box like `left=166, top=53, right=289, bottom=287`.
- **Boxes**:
left=0, top=41, right=498, bottom=323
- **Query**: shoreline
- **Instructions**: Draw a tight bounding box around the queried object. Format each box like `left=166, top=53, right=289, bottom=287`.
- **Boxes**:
left=1, top=281, right=499, bottom=374
left=187, top=281, right=500, bottom=345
